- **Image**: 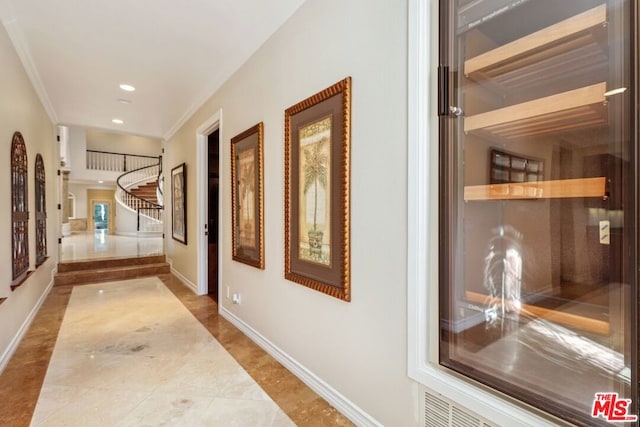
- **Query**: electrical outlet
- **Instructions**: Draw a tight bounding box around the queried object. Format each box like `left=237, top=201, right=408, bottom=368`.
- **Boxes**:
left=226, top=285, right=230, bottom=299
left=232, top=293, right=241, bottom=305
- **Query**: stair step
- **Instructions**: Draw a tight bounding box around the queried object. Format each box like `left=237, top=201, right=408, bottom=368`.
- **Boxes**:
left=58, top=255, right=166, bottom=272
left=54, top=262, right=170, bottom=286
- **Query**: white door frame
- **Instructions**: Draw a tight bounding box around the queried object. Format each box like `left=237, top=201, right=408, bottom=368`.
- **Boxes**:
left=195, top=109, right=223, bottom=296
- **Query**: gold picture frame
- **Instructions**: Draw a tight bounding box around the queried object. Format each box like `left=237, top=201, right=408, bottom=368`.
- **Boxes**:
left=231, top=122, right=265, bottom=269
left=284, top=77, right=351, bottom=301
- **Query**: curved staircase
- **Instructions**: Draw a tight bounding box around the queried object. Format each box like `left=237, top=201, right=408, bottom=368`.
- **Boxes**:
left=116, top=163, right=164, bottom=235
left=130, top=181, right=159, bottom=203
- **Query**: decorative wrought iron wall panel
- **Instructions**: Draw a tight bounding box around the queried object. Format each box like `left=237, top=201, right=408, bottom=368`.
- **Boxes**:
left=11, top=132, right=29, bottom=283
left=35, top=153, right=47, bottom=266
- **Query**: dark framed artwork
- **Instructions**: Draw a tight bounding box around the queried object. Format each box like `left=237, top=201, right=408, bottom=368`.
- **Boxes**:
left=11, top=132, right=29, bottom=287
left=490, top=148, right=544, bottom=184
left=284, top=77, right=351, bottom=301
left=231, top=122, right=264, bottom=269
left=171, top=163, right=187, bottom=244
left=35, top=153, right=47, bottom=267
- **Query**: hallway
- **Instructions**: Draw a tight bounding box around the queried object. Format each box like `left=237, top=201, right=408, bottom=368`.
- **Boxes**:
left=1, top=231, right=352, bottom=426
left=1, top=0, right=411, bottom=424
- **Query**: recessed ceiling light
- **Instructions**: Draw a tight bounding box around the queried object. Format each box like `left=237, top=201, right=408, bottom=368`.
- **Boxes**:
left=112, top=118, right=124, bottom=124
left=98, top=180, right=104, bottom=184
left=119, top=84, right=135, bottom=92
left=117, top=98, right=132, bottom=104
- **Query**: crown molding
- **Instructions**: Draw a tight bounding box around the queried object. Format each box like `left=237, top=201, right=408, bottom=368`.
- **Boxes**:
left=2, top=1, right=58, bottom=124
left=162, top=78, right=223, bottom=141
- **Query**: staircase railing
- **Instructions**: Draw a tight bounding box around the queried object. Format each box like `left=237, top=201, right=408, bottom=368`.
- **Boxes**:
left=156, top=155, right=164, bottom=205
left=116, top=163, right=164, bottom=232
left=87, top=150, right=159, bottom=172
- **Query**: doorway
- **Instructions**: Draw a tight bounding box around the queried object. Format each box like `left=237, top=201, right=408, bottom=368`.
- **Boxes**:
left=87, top=189, right=115, bottom=231
left=208, top=130, right=220, bottom=301
left=196, top=109, right=222, bottom=297
left=93, top=202, right=109, bottom=230
left=88, top=195, right=114, bottom=232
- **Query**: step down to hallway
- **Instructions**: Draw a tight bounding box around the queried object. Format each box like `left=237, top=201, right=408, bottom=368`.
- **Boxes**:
left=55, top=255, right=170, bottom=286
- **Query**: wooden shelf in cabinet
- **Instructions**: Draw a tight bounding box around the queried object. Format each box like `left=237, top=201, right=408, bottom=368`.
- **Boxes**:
left=464, top=177, right=606, bottom=201
left=464, top=82, right=607, bottom=139
left=464, top=5, right=607, bottom=90
left=465, top=291, right=609, bottom=335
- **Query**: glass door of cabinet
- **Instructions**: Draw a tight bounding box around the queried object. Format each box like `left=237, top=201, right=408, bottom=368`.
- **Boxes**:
left=438, top=0, right=637, bottom=424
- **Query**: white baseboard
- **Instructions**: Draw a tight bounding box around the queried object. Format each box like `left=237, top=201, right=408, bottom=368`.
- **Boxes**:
left=167, top=258, right=198, bottom=294
left=0, top=269, right=56, bottom=373
left=220, top=307, right=382, bottom=427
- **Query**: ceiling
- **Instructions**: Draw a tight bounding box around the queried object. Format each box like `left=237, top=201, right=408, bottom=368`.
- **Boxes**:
left=0, top=0, right=306, bottom=139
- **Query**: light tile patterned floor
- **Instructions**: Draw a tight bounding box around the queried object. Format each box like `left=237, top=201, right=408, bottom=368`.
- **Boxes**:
left=30, top=278, right=295, bottom=427
left=60, top=231, right=164, bottom=262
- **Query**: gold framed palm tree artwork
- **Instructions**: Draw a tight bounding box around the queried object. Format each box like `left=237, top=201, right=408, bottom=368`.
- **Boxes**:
left=284, top=77, right=351, bottom=301
left=231, top=122, right=264, bottom=269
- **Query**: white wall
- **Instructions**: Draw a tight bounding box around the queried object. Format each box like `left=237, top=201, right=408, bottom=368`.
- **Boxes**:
left=67, top=125, right=121, bottom=184
left=66, top=125, right=86, bottom=176
left=165, top=0, right=413, bottom=425
left=86, top=129, right=162, bottom=157
left=68, top=182, right=116, bottom=219
left=0, top=22, right=58, bottom=371
left=68, top=127, right=162, bottom=183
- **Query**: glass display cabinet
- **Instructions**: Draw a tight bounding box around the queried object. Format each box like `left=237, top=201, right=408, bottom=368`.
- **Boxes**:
left=438, top=0, right=637, bottom=424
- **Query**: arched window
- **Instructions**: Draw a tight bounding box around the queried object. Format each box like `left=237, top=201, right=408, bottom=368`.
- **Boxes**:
left=35, top=153, right=47, bottom=267
left=11, top=132, right=29, bottom=285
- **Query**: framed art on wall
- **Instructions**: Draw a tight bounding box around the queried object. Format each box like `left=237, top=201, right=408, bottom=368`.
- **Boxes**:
left=489, top=148, right=544, bottom=185
left=231, top=122, right=264, bottom=269
left=284, top=77, right=351, bottom=301
left=171, top=162, right=187, bottom=244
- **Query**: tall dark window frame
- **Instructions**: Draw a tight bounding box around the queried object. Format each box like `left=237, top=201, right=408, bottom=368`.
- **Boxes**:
left=35, top=153, right=47, bottom=267
left=11, top=132, right=29, bottom=286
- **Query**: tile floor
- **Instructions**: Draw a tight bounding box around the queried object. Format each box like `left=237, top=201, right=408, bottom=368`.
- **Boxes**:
left=30, top=277, right=295, bottom=426
left=60, top=231, right=164, bottom=262
left=1, top=232, right=353, bottom=426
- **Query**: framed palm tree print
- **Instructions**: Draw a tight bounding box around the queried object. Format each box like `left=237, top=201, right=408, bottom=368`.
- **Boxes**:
left=284, top=77, right=351, bottom=301
left=231, top=122, right=264, bottom=269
